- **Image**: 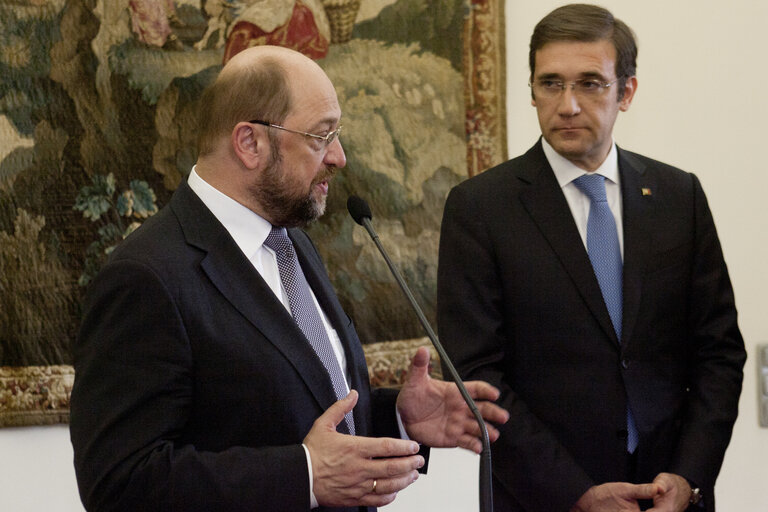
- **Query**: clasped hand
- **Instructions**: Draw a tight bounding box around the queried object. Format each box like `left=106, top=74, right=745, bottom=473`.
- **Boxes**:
left=570, top=472, right=692, bottom=512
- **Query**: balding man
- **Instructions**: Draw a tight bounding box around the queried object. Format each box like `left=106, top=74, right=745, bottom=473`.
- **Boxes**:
left=70, top=46, right=508, bottom=512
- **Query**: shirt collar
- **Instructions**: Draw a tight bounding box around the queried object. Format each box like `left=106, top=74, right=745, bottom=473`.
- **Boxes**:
left=187, top=166, right=272, bottom=260
left=541, top=137, right=620, bottom=188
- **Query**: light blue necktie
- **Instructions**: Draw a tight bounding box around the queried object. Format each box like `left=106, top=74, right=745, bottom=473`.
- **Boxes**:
left=573, top=174, right=638, bottom=453
left=264, top=227, right=355, bottom=435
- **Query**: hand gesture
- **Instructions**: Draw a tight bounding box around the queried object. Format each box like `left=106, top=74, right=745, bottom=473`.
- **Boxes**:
left=303, top=390, right=425, bottom=508
left=395, top=347, right=510, bottom=453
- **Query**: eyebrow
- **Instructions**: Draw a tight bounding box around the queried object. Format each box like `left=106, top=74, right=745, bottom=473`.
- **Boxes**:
left=308, top=116, right=341, bottom=133
left=535, top=71, right=609, bottom=80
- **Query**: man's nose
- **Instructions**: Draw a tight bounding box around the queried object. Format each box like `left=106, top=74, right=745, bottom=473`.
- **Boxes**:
left=557, top=86, right=581, bottom=116
left=324, top=137, right=346, bottom=168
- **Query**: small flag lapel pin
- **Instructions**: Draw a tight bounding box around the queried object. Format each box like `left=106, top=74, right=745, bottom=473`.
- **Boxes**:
left=641, top=187, right=652, bottom=196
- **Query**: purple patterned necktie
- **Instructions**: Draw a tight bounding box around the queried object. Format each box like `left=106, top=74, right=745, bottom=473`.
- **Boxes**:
left=573, top=173, right=638, bottom=453
left=263, top=227, right=355, bottom=435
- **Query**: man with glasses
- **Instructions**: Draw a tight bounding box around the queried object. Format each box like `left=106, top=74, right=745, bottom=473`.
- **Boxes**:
left=70, top=45, right=509, bottom=512
left=438, top=4, right=744, bottom=512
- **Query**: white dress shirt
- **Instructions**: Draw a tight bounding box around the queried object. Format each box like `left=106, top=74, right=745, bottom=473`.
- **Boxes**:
left=541, top=138, right=625, bottom=259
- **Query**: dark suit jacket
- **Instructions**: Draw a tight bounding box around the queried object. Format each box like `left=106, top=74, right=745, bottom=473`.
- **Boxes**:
left=437, top=141, right=745, bottom=512
left=70, top=181, right=401, bottom=512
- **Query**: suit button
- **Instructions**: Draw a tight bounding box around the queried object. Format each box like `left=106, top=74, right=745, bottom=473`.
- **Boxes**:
left=621, top=359, right=630, bottom=369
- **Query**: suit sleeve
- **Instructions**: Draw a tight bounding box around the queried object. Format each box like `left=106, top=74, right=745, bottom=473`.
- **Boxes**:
left=437, top=185, right=594, bottom=511
left=668, top=174, right=745, bottom=494
left=70, top=258, right=309, bottom=512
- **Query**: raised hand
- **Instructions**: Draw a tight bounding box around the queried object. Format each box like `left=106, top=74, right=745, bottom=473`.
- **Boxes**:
left=396, top=346, right=510, bottom=453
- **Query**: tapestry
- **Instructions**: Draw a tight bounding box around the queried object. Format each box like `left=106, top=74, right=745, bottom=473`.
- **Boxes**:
left=0, top=0, right=506, bottom=426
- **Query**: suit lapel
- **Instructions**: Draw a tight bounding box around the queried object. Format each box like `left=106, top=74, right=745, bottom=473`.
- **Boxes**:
left=617, top=148, right=654, bottom=349
left=169, top=182, right=342, bottom=418
left=518, top=142, right=620, bottom=345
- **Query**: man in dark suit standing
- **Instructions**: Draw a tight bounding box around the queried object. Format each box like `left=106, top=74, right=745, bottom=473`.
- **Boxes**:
left=69, top=45, right=508, bottom=512
left=437, top=4, right=745, bottom=512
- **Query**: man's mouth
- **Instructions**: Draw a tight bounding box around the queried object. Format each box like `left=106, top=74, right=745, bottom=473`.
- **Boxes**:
left=312, top=167, right=337, bottom=195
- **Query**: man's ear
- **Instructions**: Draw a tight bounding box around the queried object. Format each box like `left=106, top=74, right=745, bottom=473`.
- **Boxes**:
left=231, top=122, right=270, bottom=169
left=619, top=76, right=638, bottom=112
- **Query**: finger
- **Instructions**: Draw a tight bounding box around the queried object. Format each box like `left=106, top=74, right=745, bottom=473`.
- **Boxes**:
left=632, top=482, right=663, bottom=500
left=485, top=423, right=501, bottom=442
left=370, top=471, right=420, bottom=497
left=464, top=381, right=502, bottom=401
left=359, top=454, right=425, bottom=482
left=316, top=390, right=358, bottom=431
left=652, top=472, right=682, bottom=494
left=361, top=492, right=399, bottom=508
left=457, top=433, right=483, bottom=454
left=355, top=435, right=421, bottom=459
left=456, top=413, right=502, bottom=439
left=476, top=401, right=510, bottom=425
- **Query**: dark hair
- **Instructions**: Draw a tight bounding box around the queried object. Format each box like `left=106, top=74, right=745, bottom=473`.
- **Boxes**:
left=197, top=57, right=291, bottom=156
left=529, top=4, right=637, bottom=97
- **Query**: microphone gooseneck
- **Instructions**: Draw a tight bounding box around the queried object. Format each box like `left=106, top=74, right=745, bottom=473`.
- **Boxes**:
left=346, top=194, right=493, bottom=512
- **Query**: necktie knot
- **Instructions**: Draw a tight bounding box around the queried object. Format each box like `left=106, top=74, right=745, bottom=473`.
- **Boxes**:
left=264, top=226, right=293, bottom=256
left=573, top=173, right=608, bottom=203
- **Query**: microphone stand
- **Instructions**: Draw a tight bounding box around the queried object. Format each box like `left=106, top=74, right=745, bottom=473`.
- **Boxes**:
left=354, top=213, right=493, bottom=512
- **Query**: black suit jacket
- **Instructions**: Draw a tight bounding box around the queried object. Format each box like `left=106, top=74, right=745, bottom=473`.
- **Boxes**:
left=70, top=181, right=401, bottom=512
left=437, top=141, right=745, bottom=512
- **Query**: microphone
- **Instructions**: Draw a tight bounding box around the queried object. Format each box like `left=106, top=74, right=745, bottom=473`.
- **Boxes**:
left=347, top=195, right=493, bottom=512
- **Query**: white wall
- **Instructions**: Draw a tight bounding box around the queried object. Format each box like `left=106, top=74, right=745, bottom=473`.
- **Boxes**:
left=1, top=1, right=766, bottom=510
left=0, top=425, right=82, bottom=511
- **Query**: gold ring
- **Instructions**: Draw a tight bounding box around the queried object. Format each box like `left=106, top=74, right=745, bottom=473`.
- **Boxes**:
left=371, top=479, right=378, bottom=494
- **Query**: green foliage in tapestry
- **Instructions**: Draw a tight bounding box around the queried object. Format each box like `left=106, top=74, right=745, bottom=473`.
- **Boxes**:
left=74, top=173, right=158, bottom=286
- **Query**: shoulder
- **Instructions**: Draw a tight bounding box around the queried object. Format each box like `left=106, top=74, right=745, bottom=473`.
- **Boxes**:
left=109, top=205, right=184, bottom=265
left=618, top=148, right=712, bottom=218
left=450, top=142, right=546, bottom=199
left=619, top=147, right=697, bottom=184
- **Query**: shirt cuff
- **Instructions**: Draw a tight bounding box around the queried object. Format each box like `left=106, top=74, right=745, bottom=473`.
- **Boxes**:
left=396, top=406, right=410, bottom=440
left=302, top=443, right=319, bottom=509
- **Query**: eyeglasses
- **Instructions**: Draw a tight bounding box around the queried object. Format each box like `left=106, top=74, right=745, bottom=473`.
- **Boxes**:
left=529, top=77, right=622, bottom=99
left=250, top=120, right=342, bottom=148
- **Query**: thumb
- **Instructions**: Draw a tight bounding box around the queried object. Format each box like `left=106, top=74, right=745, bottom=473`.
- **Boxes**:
left=317, top=390, right=358, bottom=431
left=633, top=482, right=662, bottom=500
left=406, top=346, right=431, bottom=382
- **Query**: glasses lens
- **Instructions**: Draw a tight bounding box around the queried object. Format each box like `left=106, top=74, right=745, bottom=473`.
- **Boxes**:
left=326, top=126, right=342, bottom=146
left=532, top=80, right=562, bottom=98
left=575, top=79, right=604, bottom=95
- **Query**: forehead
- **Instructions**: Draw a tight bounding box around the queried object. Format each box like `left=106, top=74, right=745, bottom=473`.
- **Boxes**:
left=285, top=65, right=341, bottom=128
left=534, top=40, right=617, bottom=78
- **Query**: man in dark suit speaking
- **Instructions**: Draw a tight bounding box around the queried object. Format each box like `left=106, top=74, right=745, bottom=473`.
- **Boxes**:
left=437, top=4, right=745, bottom=512
left=69, top=45, right=508, bottom=512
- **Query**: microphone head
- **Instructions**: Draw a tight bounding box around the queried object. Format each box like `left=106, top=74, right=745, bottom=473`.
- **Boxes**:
left=347, top=195, right=372, bottom=225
